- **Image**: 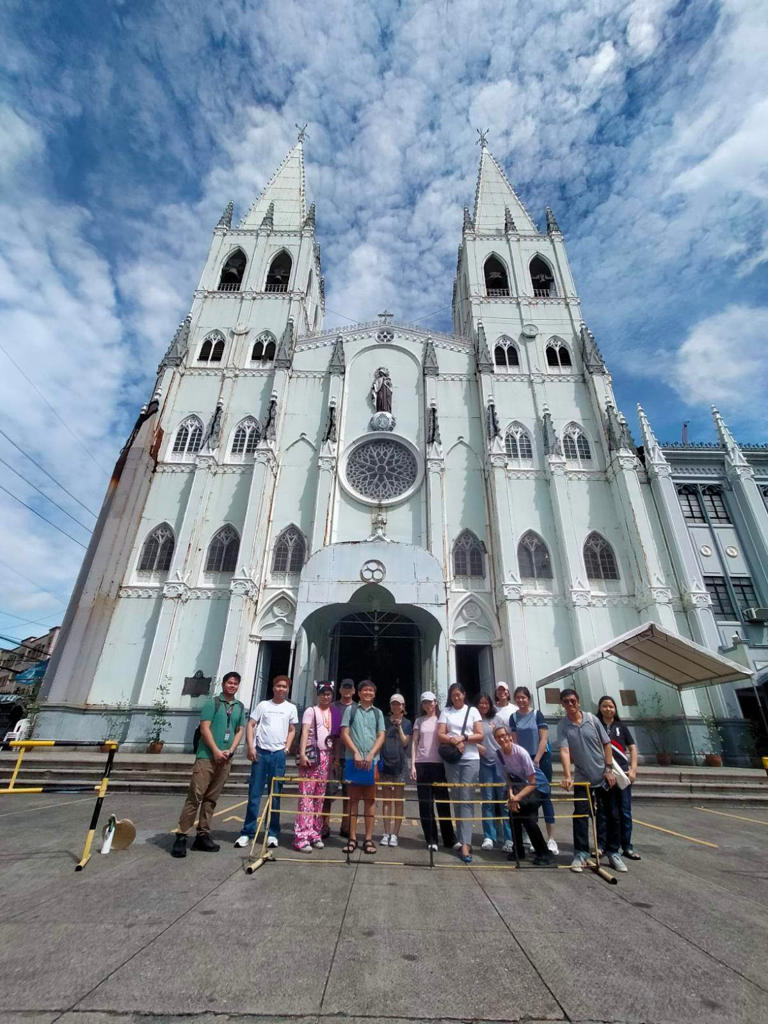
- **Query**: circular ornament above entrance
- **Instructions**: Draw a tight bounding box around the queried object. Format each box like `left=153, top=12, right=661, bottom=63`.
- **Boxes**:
left=340, top=433, right=424, bottom=507
left=360, top=559, right=386, bottom=583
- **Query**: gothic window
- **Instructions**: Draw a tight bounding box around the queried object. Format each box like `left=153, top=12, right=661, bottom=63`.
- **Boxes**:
left=138, top=523, right=174, bottom=574
left=702, top=486, right=730, bottom=523
left=218, top=248, right=246, bottom=291
left=205, top=525, right=240, bottom=573
left=530, top=255, right=556, bottom=297
left=272, top=525, right=306, bottom=573
left=704, top=576, right=736, bottom=619
left=731, top=577, right=758, bottom=615
left=494, top=336, right=520, bottom=371
left=265, top=250, right=292, bottom=292
left=171, top=416, right=204, bottom=458
left=453, top=529, right=485, bottom=578
left=505, top=422, right=533, bottom=460
left=518, top=531, right=552, bottom=580
left=231, top=417, right=260, bottom=457
left=584, top=532, right=619, bottom=581
left=345, top=439, right=418, bottom=502
left=484, top=255, right=510, bottom=296
left=562, top=423, right=591, bottom=462
left=251, top=331, right=276, bottom=362
left=198, top=332, right=225, bottom=363
left=545, top=338, right=572, bottom=370
left=677, top=485, right=705, bottom=523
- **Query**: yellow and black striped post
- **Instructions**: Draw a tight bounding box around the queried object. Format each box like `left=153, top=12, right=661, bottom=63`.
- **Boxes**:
left=75, top=742, right=118, bottom=872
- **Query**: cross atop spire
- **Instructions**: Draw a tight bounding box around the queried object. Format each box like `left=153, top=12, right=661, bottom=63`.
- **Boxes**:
left=295, top=122, right=308, bottom=142
left=475, top=127, right=489, bottom=149
left=378, top=310, right=394, bottom=323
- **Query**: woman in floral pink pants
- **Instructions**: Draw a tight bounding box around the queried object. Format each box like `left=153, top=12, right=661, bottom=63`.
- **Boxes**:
left=293, top=682, right=334, bottom=851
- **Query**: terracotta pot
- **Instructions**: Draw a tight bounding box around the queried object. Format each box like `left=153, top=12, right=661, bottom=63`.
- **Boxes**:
left=147, top=741, right=164, bottom=754
left=655, top=752, right=673, bottom=766
left=703, top=753, right=723, bottom=767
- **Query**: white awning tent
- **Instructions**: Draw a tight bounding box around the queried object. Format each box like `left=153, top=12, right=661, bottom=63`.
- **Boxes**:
left=536, top=621, right=753, bottom=691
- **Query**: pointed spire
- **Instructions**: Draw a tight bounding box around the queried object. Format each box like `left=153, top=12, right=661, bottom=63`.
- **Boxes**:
left=215, top=201, right=233, bottom=231
left=504, top=206, right=516, bottom=233
left=579, top=322, right=607, bottom=375
left=329, top=334, right=345, bottom=375
left=472, top=146, right=536, bottom=233
left=712, top=406, right=749, bottom=467
left=542, top=405, right=563, bottom=457
left=487, top=399, right=501, bottom=441
left=260, top=201, right=275, bottom=230
left=605, top=402, right=635, bottom=453
left=159, top=313, right=191, bottom=369
left=637, top=404, right=668, bottom=471
left=323, top=399, right=337, bottom=444
left=239, top=139, right=307, bottom=229
left=427, top=401, right=442, bottom=446
left=545, top=206, right=562, bottom=235
left=476, top=321, right=493, bottom=373
left=423, top=339, right=439, bottom=376
left=274, top=318, right=294, bottom=368
left=463, top=206, right=473, bottom=233
left=303, top=202, right=316, bottom=230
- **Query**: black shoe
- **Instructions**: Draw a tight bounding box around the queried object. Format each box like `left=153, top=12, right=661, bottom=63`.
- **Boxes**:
left=191, top=833, right=220, bottom=852
left=533, top=853, right=555, bottom=866
left=623, top=848, right=642, bottom=860
left=171, top=834, right=188, bottom=858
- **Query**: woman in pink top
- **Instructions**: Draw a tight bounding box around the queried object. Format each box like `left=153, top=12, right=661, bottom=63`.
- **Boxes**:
left=293, top=681, right=334, bottom=852
left=410, top=691, right=457, bottom=851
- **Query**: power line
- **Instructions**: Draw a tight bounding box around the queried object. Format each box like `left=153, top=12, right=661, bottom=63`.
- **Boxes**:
left=0, top=339, right=110, bottom=472
left=0, top=558, right=65, bottom=602
left=0, top=426, right=98, bottom=518
left=0, top=632, right=51, bottom=658
left=0, top=455, right=94, bottom=532
left=0, top=607, right=65, bottom=628
left=0, top=483, right=89, bottom=549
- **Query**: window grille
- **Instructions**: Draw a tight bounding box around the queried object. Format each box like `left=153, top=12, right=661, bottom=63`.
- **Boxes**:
left=704, top=576, right=736, bottom=619
left=546, top=341, right=572, bottom=369
left=138, top=524, right=174, bottom=573
left=494, top=338, right=519, bottom=371
left=677, top=486, right=705, bottom=523
left=702, top=487, right=730, bottom=523
left=272, top=525, right=306, bottom=573
left=584, top=532, right=619, bottom=581
left=205, top=526, right=240, bottom=573
left=453, top=530, right=485, bottom=577
left=231, top=418, right=260, bottom=456
left=730, top=577, right=758, bottom=615
left=563, top=424, right=591, bottom=462
left=172, top=417, right=204, bottom=456
left=518, top=531, right=552, bottom=580
left=505, top=423, right=533, bottom=460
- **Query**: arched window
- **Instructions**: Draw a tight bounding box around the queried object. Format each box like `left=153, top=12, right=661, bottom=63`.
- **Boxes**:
left=505, top=422, right=533, bottom=460
left=231, top=417, right=260, bottom=457
left=494, top=336, right=520, bottom=372
left=205, top=525, right=240, bottom=573
left=272, top=525, right=306, bottom=573
left=583, top=532, right=619, bottom=581
left=265, top=250, right=292, bottom=292
left=484, top=255, right=510, bottom=296
left=198, top=331, right=225, bottom=363
left=562, top=423, right=591, bottom=462
left=218, top=249, right=246, bottom=291
left=138, top=523, right=174, bottom=573
left=171, top=416, right=204, bottom=458
left=251, top=331, right=276, bottom=362
left=518, top=531, right=552, bottom=580
left=453, top=529, right=485, bottom=577
left=545, top=338, right=572, bottom=369
left=530, top=256, right=556, bottom=297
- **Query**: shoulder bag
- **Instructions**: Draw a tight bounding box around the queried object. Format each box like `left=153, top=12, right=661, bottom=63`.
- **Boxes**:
left=438, top=706, right=470, bottom=765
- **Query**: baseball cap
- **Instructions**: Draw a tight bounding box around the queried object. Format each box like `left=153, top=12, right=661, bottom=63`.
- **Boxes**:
left=340, top=678, right=355, bottom=689
left=495, top=681, right=510, bottom=693
left=390, top=693, right=405, bottom=704
left=420, top=690, right=437, bottom=702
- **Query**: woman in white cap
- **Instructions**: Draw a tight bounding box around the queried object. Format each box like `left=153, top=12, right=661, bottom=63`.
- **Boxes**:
left=379, top=693, right=412, bottom=846
left=494, top=682, right=514, bottom=729
left=410, top=692, right=457, bottom=851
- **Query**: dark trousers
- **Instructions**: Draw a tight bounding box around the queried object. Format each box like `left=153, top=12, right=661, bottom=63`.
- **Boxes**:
left=573, top=783, right=621, bottom=856
left=416, top=762, right=457, bottom=847
left=509, top=791, right=549, bottom=858
left=598, top=783, right=634, bottom=853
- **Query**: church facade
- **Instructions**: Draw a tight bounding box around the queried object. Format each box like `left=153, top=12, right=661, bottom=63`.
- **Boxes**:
left=39, top=139, right=768, bottom=756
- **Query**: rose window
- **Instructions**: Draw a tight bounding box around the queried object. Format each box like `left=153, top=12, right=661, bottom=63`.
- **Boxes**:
left=345, top=439, right=418, bottom=501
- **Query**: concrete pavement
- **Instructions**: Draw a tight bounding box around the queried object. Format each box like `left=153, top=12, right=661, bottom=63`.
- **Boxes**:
left=0, top=790, right=766, bottom=1023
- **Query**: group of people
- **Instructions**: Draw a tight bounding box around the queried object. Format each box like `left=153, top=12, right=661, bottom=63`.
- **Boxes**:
left=172, top=671, right=641, bottom=873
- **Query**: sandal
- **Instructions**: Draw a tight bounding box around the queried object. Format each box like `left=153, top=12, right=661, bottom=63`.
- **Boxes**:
left=363, top=839, right=377, bottom=855
left=343, top=840, right=358, bottom=854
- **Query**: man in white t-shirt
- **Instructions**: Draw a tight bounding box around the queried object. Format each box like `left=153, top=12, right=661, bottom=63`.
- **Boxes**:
left=235, top=675, right=298, bottom=849
left=494, top=682, right=514, bottom=729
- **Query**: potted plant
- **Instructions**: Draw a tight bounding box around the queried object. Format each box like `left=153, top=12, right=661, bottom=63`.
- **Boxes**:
left=100, top=699, right=129, bottom=751
left=699, top=712, right=724, bottom=767
left=636, top=693, right=675, bottom=765
left=147, top=681, right=171, bottom=753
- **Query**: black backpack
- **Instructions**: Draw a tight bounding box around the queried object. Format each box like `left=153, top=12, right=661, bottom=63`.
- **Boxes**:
left=192, top=697, right=243, bottom=755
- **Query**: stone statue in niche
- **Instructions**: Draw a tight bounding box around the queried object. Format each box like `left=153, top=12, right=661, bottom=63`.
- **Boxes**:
left=371, top=367, right=393, bottom=413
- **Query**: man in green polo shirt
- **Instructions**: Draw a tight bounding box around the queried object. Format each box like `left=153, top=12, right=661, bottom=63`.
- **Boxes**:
left=172, top=671, right=245, bottom=857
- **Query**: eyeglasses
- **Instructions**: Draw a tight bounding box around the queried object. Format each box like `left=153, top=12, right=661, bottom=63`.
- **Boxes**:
left=561, top=697, right=579, bottom=705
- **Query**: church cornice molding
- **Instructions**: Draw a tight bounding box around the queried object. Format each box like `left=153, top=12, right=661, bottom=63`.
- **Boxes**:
left=182, top=367, right=274, bottom=378
left=194, top=289, right=302, bottom=301
left=529, top=372, right=585, bottom=384
left=155, top=463, right=196, bottom=474
left=296, top=321, right=472, bottom=349
left=436, top=373, right=474, bottom=382
left=119, top=585, right=163, bottom=599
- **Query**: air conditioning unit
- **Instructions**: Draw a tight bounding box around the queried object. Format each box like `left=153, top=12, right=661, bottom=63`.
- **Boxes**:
left=743, top=607, right=768, bottom=623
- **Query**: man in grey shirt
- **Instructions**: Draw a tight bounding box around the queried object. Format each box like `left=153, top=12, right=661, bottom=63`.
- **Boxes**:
left=558, top=688, right=625, bottom=873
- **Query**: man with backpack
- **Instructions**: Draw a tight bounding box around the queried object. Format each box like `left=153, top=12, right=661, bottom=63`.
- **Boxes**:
left=172, top=671, right=245, bottom=857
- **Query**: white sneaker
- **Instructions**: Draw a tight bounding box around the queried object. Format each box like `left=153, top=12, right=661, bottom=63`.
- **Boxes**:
left=608, top=852, right=628, bottom=873
left=380, top=834, right=390, bottom=846
left=388, top=835, right=399, bottom=847
left=547, top=838, right=559, bottom=855
left=233, top=835, right=250, bottom=848
left=427, top=843, right=438, bottom=852
left=266, top=835, right=278, bottom=848
left=453, top=841, right=463, bottom=850
left=570, top=853, right=587, bottom=873
left=502, top=839, right=515, bottom=854
left=311, top=839, right=324, bottom=849
left=481, top=838, right=494, bottom=850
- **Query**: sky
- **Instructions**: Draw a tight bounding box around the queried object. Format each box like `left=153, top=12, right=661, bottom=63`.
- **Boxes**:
left=0, top=0, right=766, bottom=644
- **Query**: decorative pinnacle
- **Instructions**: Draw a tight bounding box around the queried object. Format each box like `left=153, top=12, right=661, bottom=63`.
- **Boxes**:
left=295, top=122, right=308, bottom=142
left=504, top=206, right=516, bottom=233
left=636, top=404, right=667, bottom=467
left=216, top=201, right=234, bottom=230
left=545, top=206, right=561, bottom=234
left=475, top=127, right=490, bottom=148
left=303, top=202, right=316, bottom=229
left=712, top=406, right=748, bottom=466
left=463, top=206, right=473, bottom=232
left=260, top=201, right=274, bottom=229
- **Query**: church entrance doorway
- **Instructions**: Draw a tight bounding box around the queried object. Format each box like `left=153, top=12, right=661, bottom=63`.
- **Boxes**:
left=330, top=611, right=421, bottom=712
left=455, top=644, right=495, bottom=705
